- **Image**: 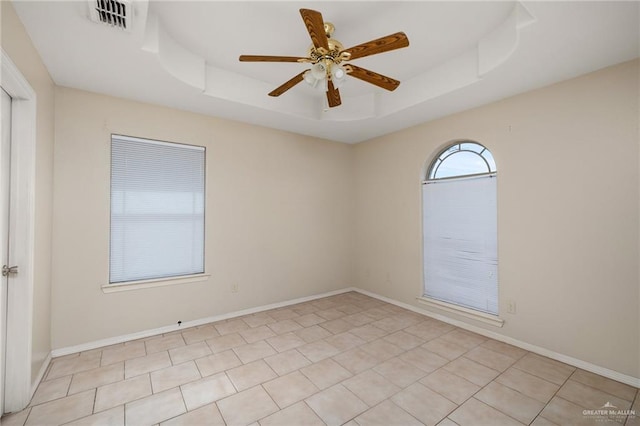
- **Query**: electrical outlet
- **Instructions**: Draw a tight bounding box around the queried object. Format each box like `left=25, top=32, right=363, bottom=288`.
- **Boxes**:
left=231, top=283, right=239, bottom=293
left=507, top=299, right=516, bottom=314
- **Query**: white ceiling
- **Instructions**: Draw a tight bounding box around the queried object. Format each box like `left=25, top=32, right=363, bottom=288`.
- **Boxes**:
left=12, top=1, right=640, bottom=143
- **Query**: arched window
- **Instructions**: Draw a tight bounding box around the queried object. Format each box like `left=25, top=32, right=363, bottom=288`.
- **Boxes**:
left=422, top=141, right=498, bottom=316
left=429, top=142, right=496, bottom=179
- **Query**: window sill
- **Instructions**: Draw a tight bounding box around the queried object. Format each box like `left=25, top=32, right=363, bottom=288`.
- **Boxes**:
left=102, top=273, right=210, bottom=293
left=416, top=297, right=504, bottom=327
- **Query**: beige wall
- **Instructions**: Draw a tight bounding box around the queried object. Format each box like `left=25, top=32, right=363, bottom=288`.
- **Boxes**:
left=354, top=60, right=640, bottom=378
left=51, top=87, right=354, bottom=348
left=1, top=2, right=55, bottom=382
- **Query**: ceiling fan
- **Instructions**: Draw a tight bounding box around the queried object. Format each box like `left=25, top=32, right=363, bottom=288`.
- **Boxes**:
left=239, top=9, right=410, bottom=108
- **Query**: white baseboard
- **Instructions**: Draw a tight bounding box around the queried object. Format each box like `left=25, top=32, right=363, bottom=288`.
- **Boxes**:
left=353, top=287, right=640, bottom=389
left=51, top=287, right=354, bottom=358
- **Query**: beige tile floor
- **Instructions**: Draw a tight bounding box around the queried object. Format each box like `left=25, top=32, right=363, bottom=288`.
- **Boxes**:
left=2, top=291, right=638, bottom=426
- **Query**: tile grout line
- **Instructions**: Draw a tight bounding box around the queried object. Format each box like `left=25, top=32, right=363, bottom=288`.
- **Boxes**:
left=472, top=351, right=579, bottom=425
left=568, top=369, right=638, bottom=406
left=624, top=390, right=639, bottom=426
left=438, top=347, right=519, bottom=425
left=176, top=382, right=188, bottom=422
left=529, top=363, right=578, bottom=425
left=91, top=382, right=98, bottom=415
left=454, top=350, right=550, bottom=424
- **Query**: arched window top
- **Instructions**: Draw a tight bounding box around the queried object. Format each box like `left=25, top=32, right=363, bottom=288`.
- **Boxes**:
left=428, top=141, right=496, bottom=180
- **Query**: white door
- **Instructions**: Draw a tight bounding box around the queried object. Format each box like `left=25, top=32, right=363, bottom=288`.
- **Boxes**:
left=0, top=87, right=12, bottom=415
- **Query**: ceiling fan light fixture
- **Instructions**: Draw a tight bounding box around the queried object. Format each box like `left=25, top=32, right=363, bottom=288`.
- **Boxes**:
left=303, top=70, right=315, bottom=85
left=310, top=62, right=327, bottom=80
left=331, top=64, right=348, bottom=89
left=303, top=62, right=329, bottom=91
left=303, top=69, right=327, bottom=91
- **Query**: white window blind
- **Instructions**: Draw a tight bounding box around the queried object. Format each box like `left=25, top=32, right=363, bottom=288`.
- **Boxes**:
left=422, top=175, right=498, bottom=314
left=110, top=135, right=205, bottom=283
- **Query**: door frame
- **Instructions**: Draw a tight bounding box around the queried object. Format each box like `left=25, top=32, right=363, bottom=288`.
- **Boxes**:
left=1, top=49, right=36, bottom=413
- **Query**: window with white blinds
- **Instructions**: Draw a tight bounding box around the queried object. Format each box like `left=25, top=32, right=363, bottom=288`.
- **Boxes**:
left=422, top=142, right=498, bottom=315
left=110, top=135, right=205, bottom=283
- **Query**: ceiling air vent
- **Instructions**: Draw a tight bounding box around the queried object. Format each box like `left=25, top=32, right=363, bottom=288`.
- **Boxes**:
left=88, top=0, right=132, bottom=31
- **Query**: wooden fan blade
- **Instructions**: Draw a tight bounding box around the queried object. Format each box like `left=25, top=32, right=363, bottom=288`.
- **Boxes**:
left=326, top=80, right=341, bottom=107
left=300, top=9, right=329, bottom=52
left=347, top=65, right=400, bottom=91
left=268, top=71, right=307, bottom=97
left=342, top=32, right=409, bottom=61
left=239, top=55, right=307, bottom=63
